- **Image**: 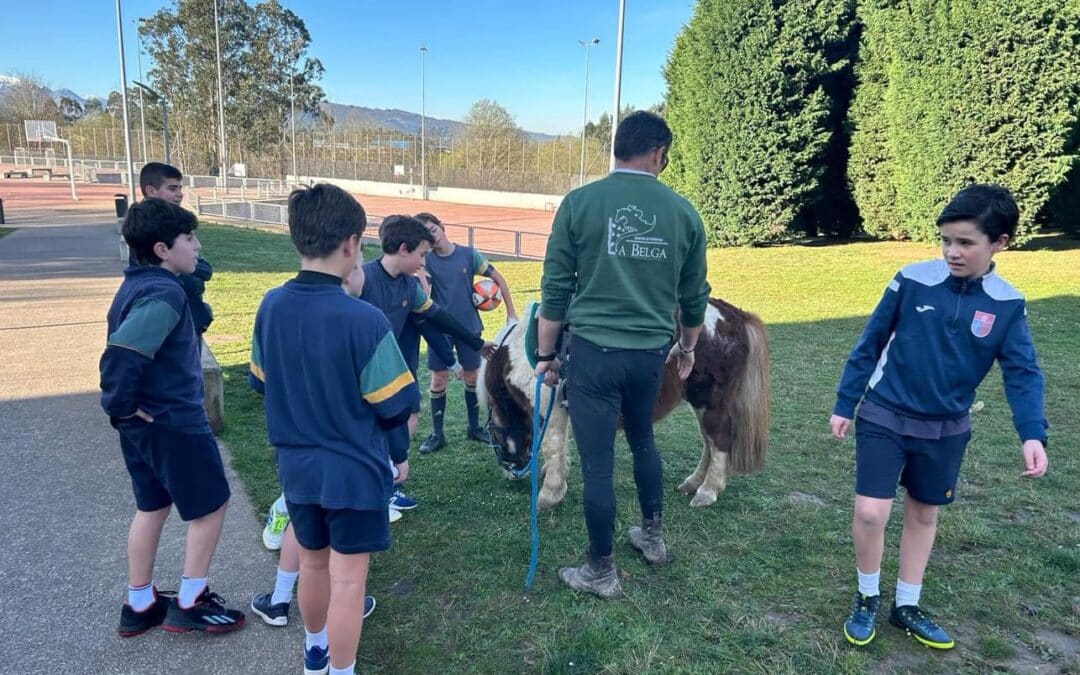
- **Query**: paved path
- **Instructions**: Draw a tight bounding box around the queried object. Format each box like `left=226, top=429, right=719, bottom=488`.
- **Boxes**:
left=0, top=208, right=300, bottom=674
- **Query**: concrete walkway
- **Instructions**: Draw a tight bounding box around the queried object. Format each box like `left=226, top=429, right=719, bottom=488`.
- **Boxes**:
left=0, top=209, right=300, bottom=673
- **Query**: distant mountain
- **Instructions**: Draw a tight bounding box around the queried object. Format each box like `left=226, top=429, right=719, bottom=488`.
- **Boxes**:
left=0, top=75, right=93, bottom=109
left=1, top=74, right=558, bottom=140
left=319, top=101, right=557, bottom=141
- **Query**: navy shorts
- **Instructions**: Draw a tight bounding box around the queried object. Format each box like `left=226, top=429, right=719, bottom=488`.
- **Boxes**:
left=427, top=333, right=482, bottom=372
left=286, top=501, right=390, bottom=554
left=854, top=418, right=971, bottom=506
left=399, top=331, right=422, bottom=413
left=117, top=420, right=231, bottom=521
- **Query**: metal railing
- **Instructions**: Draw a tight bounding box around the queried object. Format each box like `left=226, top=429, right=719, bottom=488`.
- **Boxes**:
left=193, top=194, right=547, bottom=260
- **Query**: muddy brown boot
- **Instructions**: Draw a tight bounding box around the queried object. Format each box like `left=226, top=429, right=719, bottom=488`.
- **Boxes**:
left=559, top=552, right=622, bottom=598
left=628, top=516, right=668, bottom=565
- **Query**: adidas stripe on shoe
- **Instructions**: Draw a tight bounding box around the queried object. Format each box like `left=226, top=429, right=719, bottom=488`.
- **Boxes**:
left=162, top=587, right=246, bottom=634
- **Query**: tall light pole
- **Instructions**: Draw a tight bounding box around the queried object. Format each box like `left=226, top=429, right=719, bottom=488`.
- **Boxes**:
left=213, top=0, right=228, bottom=187
left=115, top=0, right=136, bottom=203
left=420, top=46, right=428, bottom=200
left=135, top=18, right=148, bottom=163
left=609, top=0, right=626, bottom=171
left=289, top=42, right=298, bottom=182
left=578, top=37, right=599, bottom=187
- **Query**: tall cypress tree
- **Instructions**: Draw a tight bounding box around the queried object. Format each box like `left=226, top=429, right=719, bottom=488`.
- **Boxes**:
left=664, top=0, right=858, bottom=246
left=849, top=0, right=1080, bottom=243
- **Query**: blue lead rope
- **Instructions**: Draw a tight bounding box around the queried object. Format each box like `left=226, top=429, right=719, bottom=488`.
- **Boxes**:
left=525, top=374, right=556, bottom=590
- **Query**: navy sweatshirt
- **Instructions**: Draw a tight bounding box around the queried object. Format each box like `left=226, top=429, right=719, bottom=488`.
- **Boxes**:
left=249, top=272, right=419, bottom=510
left=99, top=265, right=208, bottom=429
left=834, top=259, right=1048, bottom=444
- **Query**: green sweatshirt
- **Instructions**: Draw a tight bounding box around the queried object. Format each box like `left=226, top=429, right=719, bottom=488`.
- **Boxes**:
left=540, top=170, right=710, bottom=349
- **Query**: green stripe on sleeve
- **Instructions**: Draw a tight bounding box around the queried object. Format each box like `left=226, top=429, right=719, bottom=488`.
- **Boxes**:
left=107, top=297, right=181, bottom=358
left=410, top=282, right=432, bottom=312
left=472, top=250, right=490, bottom=275
left=360, top=332, right=414, bottom=403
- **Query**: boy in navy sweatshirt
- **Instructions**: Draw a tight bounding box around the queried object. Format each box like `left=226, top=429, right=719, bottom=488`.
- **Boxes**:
left=249, top=184, right=418, bottom=675
left=100, top=198, right=244, bottom=637
left=830, top=184, right=1049, bottom=650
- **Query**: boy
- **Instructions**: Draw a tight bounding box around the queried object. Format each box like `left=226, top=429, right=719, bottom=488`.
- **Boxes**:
left=100, top=198, right=244, bottom=637
left=830, top=184, right=1049, bottom=649
left=139, top=162, right=214, bottom=338
left=415, top=212, right=517, bottom=453
left=250, top=184, right=416, bottom=675
left=360, top=215, right=496, bottom=452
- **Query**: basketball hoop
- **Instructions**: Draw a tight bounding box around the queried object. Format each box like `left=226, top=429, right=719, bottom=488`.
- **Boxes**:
left=25, top=120, right=77, bottom=202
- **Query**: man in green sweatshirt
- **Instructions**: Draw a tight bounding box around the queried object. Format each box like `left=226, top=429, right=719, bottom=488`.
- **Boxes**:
left=535, top=111, right=710, bottom=598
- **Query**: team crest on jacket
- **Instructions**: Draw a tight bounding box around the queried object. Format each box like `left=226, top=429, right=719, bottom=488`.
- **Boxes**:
left=971, top=311, right=995, bottom=338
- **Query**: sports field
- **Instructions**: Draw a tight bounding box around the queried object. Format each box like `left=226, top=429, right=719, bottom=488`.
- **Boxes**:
left=197, top=221, right=1079, bottom=674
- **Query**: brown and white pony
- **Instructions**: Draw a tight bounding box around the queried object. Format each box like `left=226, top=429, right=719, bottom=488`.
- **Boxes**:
left=477, top=297, right=770, bottom=508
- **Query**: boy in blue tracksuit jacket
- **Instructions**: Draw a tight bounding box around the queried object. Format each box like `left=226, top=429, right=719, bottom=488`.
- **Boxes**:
left=830, top=184, right=1049, bottom=650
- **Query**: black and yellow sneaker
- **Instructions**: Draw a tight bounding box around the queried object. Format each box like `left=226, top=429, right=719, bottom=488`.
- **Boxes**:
left=888, top=603, right=955, bottom=649
left=118, top=588, right=175, bottom=637
left=162, top=587, right=246, bottom=634
left=843, top=592, right=880, bottom=646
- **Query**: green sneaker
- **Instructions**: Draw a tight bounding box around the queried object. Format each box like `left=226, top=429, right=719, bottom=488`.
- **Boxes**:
left=843, top=592, right=880, bottom=646
left=889, top=603, right=955, bottom=649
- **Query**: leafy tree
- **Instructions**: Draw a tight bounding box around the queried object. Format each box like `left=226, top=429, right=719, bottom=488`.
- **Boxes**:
left=458, top=99, right=525, bottom=188
left=139, top=0, right=323, bottom=175
left=58, top=97, right=84, bottom=123
left=664, top=0, right=859, bottom=246
left=849, top=0, right=1080, bottom=243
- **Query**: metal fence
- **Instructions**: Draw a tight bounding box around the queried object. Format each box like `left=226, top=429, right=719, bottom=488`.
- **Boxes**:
left=193, top=195, right=548, bottom=260
left=0, top=122, right=606, bottom=195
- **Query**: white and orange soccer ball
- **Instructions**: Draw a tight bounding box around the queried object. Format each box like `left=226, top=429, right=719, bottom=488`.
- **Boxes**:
left=472, top=278, right=502, bottom=311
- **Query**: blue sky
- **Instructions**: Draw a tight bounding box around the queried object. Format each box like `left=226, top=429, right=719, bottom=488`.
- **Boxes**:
left=0, top=1, right=694, bottom=135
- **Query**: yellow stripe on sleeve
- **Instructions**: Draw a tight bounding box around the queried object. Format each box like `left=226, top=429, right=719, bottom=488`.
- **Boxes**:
left=363, top=369, right=415, bottom=404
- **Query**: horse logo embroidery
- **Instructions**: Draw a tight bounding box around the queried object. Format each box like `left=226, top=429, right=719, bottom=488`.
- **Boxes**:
left=607, top=204, right=668, bottom=260
left=971, top=310, right=995, bottom=338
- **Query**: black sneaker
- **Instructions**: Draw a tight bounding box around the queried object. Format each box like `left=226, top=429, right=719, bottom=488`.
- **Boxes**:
left=162, top=587, right=246, bottom=634
left=889, top=603, right=955, bottom=649
left=843, top=592, right=880, bottom=646
left=467, top=427, right=492, bottom=444
left=250, top=592, right=289, bottom=627
left=118, top=588, right=175, bottom=637
left=419, top=433, right=446, bottom=453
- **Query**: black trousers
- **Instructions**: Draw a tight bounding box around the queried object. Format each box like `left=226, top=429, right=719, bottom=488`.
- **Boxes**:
left=564, top=336, right=667, bottom=558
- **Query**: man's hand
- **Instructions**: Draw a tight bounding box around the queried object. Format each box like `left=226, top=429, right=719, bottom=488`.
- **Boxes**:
left=535, top=358, right=561, bottom=387
left=829, top=414, right=851, bottom=440
left=450, top=362, right=464, bottom=380
left=1021, top=440, right=1048, bottom=478
left=134, top=409, right=154, bottom=423
left=480, top=341, right=497, bottom=360
left=394, top=460, right=409, bottom=485
left=506, top=313, right=519, bottom=324
left=666, top=343, right=695, bottom=380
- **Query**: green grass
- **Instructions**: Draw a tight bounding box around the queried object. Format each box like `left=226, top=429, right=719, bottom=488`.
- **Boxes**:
left=0, top=227, right=16, bottom=240
left=199, top=222, right=1080, bottom=674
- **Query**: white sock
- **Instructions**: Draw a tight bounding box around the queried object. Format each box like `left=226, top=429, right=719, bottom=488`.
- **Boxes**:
left=305, top=626, right=328, bottom=651
left=895, top=578, right=922, bottom=607
left=857, top=568, right=880, bottom=597
left=178, top=576, right=207, bottom=608
left=329, top=663, right=356, bottom=675
left=271, top=568, right=298, bottom=605
left=127, top=582, right=155, bottom=611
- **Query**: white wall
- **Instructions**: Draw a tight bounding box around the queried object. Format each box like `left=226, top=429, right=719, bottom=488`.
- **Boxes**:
left=289, top=175, right=563, bottom=212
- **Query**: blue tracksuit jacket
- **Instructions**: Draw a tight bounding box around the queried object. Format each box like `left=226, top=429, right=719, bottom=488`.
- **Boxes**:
left=834, top=259, right=1048, bottom=444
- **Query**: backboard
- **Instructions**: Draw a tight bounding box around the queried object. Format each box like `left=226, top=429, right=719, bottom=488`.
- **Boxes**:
left=25, top=120, right=58, bottom=142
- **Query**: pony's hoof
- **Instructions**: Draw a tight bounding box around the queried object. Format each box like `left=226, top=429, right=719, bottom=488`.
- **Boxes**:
left=538, top=485, right=566, bottom=509
left=689, top=489, right=718, bottom=507
left=678, top=477, right=702, bottom=495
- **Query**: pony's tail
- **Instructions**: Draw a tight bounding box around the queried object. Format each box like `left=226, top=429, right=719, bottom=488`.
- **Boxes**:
left=729, top=313, right=770, bottom=474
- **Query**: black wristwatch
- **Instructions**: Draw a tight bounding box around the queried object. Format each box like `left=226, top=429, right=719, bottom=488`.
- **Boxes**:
left=534, top=350, right=556, bottom=363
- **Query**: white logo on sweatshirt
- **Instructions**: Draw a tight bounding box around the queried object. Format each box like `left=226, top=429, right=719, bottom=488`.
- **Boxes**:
left=607, top=204, right=668, bottom=260
left=915, top=305, right=935, bottom=313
